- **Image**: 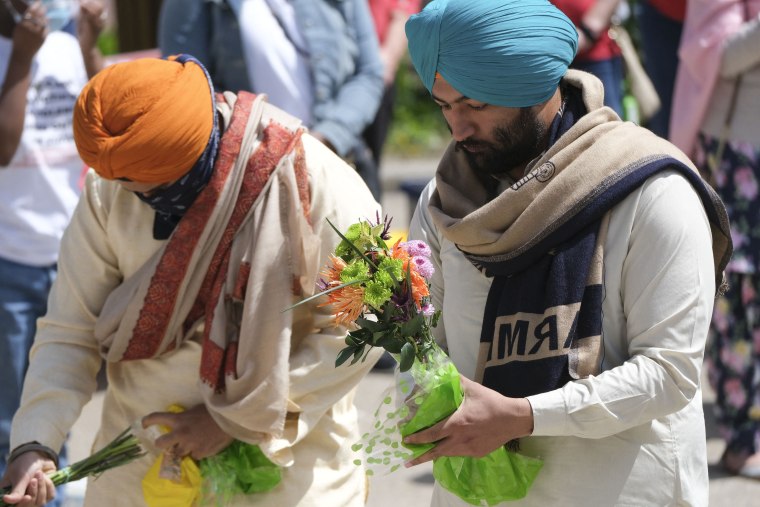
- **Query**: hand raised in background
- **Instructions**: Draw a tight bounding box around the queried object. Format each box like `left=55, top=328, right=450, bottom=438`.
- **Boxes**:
left=76, top=0, right=105, bottom=53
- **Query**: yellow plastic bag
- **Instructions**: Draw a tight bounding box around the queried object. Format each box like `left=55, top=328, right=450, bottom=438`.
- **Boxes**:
left=142, top=453, right=202, bottom=507
left=142, top=405, right=203, bottom=507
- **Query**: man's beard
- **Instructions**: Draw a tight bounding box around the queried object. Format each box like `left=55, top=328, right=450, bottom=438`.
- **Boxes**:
left=455, top=108, right=548, bottom=177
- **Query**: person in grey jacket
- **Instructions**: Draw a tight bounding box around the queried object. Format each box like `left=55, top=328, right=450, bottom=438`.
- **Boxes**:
left=159, top=0, right=385, bottom=198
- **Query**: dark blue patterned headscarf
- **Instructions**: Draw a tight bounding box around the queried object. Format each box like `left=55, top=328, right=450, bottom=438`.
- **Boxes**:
left=136, top=54, right=220, bottom=239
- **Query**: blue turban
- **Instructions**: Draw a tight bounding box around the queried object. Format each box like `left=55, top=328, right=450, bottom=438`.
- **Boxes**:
left=406, top=0, right=578, bottom=107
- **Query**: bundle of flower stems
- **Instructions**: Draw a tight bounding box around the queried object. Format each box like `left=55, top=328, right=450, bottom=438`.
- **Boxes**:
left=1, top=427, right=145, bottom=506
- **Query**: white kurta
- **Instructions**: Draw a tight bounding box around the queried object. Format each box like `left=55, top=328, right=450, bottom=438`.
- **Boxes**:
left=409, top=170, right=715, bottom=506
left=11, top=135, right=381, bottom=506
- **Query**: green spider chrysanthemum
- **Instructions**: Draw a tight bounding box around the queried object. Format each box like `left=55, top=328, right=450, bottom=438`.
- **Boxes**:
left=363, top=280, right=392, bottom=310
left=340, top=259, right=370, bottom=284
left=334, top=221, right=387, bottom=260
left=376, top=257, right=403, bottom=288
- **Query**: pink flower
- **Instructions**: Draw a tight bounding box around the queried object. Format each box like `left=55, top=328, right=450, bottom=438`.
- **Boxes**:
left=714, top=170, right=727, bottom=188
left=421, top=303, right=435, bottom=316
left=753, top=329, right=760, bottom=354
left=411, top=256, right=434, bottom=279
left=731, top=229, right=748, bottom=251
left=401, top=240, right=432, bottom=258
left=733, top=166, right=758, bottom=200
left=735, top=140, right=756, bottom=161
left=721, top=344, right=748, bottom=373
left=725, top=378, right=747, bottom=409
left=742, top=277, right=757, bottom=306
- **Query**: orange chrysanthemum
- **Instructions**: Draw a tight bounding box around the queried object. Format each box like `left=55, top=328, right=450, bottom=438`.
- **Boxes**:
left=409, top=270, right=429, bottom=305
left=321, top=285, right=366, bottom=327
left=390, top=239, right=410, bottom=263
left=320, top=255, right=347, bottom=284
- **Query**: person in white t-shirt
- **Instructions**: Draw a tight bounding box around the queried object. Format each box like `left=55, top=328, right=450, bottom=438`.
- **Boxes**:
left=0, top=1, right=103, bottom=504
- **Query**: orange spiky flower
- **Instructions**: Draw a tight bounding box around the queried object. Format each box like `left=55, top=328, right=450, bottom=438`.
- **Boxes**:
left=321, top=285, right=366, bottom=327
left=317, top=255, right=366, bottom=326
left=320, top=255, right=347, bottom=284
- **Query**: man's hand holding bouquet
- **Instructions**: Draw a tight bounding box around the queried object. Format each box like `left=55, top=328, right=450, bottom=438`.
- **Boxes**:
left=292, top=215, right=543, bottom=506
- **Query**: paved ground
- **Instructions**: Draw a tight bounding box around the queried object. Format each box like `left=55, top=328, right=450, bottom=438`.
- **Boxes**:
left=59, top=155, right=760, bottom=505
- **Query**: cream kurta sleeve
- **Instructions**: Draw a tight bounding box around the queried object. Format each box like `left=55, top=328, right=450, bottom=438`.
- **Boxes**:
left=528, top=171, right=716, bottom=437
left=10, top=171, right=137, bottom=453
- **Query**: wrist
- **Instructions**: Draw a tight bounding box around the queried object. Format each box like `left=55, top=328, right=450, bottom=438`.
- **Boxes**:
left=520, top=398, right=534, bottom=436
left=577, top=21, right=600, bottom=45
left=9, top=47, right=35, bottom=69
left=8, top=442, right=59, bottom=468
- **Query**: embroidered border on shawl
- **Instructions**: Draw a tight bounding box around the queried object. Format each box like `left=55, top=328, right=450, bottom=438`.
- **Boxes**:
left=122, top=93, right=253, bottom=360
left=199, top=122, right=304, bottom=390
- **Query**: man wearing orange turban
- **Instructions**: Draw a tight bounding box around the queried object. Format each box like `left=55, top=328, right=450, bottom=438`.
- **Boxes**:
left=3, top=55, right=381, bottom=506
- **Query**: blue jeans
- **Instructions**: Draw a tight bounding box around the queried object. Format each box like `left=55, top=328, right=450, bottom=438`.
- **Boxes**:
left=0, top=257, right=64, bottom=506
left=637, top=1, right=683, bottom=139
left=572, top=56, right=625, bottom=118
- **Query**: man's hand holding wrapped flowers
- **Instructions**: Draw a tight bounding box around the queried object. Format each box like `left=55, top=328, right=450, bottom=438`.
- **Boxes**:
left=402, top=377, right=534, bottom=466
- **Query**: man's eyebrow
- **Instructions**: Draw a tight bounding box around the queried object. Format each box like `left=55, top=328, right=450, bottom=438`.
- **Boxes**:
left=431, top=93, right=472, bottom=105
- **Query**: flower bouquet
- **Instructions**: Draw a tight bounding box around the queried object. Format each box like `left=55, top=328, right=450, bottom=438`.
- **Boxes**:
left=0, top=427, right=145, bottom=507
left=297, top=215, right=543, bottom=506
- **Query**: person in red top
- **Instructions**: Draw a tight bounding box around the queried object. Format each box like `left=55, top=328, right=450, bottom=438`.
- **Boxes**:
left=637, top=0, right=687, bottom=138
left=551, top=0, right=624, bottom=116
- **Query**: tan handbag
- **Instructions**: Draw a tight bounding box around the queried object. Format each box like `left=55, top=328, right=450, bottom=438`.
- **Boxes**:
left=706, top=0, right=749, bottom=175
left=609, top=23, right=661, bottom=123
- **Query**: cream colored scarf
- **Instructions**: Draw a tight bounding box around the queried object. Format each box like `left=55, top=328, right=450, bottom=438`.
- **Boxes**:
left=431, top=70, right=731, bottom=289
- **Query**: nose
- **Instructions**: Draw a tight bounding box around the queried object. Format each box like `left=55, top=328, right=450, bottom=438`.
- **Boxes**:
left=444, top=110, right=476, bottom=142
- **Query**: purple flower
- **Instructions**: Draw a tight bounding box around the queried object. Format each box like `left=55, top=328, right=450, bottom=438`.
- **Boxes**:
left=411, top=256, right=434, bottom=279
left=401, top=240, right=432, bottom=258
left=421, top=303, right=435, bottom=316
left=734, top=166, right=758, bottom=200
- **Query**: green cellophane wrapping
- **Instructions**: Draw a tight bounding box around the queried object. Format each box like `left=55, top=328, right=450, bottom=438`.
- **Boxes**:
left=199, top=440, right=281, bottom=504
left=354, top=342, right=542, bottom=506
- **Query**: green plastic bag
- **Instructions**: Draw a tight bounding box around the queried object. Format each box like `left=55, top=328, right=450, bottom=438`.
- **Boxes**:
left=355, top=342, right=543, bottom=505
left=200, top=440, right=281, bottom=503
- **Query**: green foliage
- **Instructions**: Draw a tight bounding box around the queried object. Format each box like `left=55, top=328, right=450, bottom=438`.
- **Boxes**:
left=97, top=29, right=119, bottom=56
left=387, top=57, right=450, bottom=157
left=334, top=299, right=439, bottom=373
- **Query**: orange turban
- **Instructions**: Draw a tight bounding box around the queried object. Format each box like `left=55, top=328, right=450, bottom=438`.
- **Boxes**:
left=73, top=56, right=214, bottom=184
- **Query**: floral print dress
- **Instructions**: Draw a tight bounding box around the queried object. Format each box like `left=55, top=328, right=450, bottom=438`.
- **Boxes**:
left=696, top=133, right=760, bottom=456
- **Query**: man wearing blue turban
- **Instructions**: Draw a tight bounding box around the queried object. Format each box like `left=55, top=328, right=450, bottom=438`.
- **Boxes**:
left=400, top=1, right=732, bottom=506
